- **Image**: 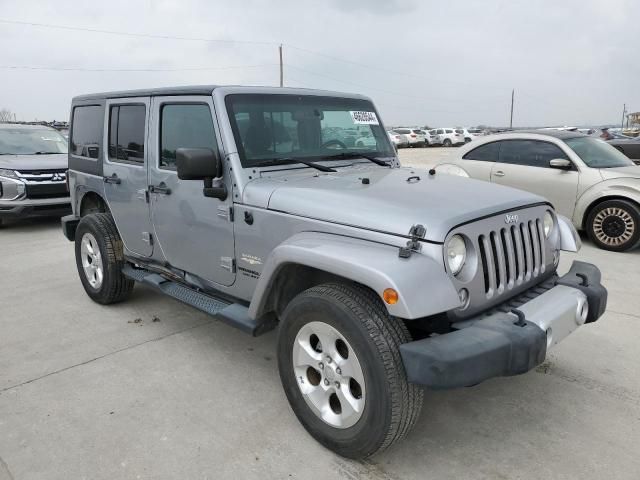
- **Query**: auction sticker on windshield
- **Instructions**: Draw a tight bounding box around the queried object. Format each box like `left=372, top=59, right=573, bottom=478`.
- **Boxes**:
left=350, top=111, right=379, bottom=125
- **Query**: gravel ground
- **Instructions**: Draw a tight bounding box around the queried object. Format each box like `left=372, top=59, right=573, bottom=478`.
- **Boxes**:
left=0, top=151, right=639, bottom=479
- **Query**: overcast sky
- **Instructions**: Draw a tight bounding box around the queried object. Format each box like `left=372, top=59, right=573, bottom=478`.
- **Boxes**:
left=0, top=0, right=638, bottom=127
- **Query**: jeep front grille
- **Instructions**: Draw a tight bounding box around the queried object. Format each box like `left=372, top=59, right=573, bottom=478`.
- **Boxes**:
left=445, top=204, right=555, bottom=321
left=478, top=220, right=546, bottom=299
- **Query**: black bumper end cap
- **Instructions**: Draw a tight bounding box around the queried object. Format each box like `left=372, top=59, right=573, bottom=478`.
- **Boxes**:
left=61, top=215, right=80, bottom=241
left=400, top=316, right=547, bottom=389
left=556, top=261, right=607, bottom=323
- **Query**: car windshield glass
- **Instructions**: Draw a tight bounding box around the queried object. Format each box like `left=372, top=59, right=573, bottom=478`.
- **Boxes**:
left=565, top=137, right=634, bottom=168
left=225, top=94, right=394, bottom=168
left=0, top=128, right=68, bottom=155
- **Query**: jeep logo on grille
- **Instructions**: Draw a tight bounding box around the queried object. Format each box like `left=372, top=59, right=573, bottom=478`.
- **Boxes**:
left=504, top=213, right=519, bottom=224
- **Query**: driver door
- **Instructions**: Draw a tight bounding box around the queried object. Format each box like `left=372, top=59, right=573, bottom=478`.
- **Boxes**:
left=147, top=96, right=235, bottom=286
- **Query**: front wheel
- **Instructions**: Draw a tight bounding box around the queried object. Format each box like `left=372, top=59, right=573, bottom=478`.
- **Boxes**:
left=443, top=139, right=452, bottom=147
left=277, top=283, right=423, bottom=459
left=586, top=199, right=640, bottom=251
left=75, top=213, right=134, bottom=304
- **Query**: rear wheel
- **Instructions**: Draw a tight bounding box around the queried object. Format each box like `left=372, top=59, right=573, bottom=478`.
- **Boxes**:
left=75, top=213, right=134, bottom=304
left=277, top=283, right=423, bottom=459
left=586, top=199, right=640, bottom=251
left=443, top=139, right=452, bottom=147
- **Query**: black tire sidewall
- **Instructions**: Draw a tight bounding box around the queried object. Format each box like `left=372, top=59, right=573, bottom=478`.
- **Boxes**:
left=74, top=215, right=121, bottom=303
left=277, top=289, right=394, bottom=458
left=587, top=200, right=640, bottom=251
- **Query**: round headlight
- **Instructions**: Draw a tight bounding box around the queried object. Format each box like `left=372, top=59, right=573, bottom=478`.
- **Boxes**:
left=543, top=211, right=554, bottom=238
left=446, top=235, right=467, bottom=275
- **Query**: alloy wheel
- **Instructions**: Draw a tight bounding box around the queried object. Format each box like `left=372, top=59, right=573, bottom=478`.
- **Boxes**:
left=80, top=232, right=104, bottom=289
left=292, top=321, right=366, bottom=429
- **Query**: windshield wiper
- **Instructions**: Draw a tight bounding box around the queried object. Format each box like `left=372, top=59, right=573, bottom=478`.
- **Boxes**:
left=320, top=152, right=391, bottom=166
left=258, top=157, right=336, bottom=172
left=34, top=151, right=65, bottom=155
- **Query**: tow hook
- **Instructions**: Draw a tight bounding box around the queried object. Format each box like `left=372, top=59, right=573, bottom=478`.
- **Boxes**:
left=511, top=308, right=527, bottom=327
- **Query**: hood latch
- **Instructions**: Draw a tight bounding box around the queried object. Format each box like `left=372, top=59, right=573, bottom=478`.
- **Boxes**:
left=399, top=224, right=426, bottom=258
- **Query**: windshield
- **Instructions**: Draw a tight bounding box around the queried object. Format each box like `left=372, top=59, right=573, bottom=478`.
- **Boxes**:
left=0, top=128, right=68, bottom=155
left=225, top=94, right=394, bottom=168
left=565, top=136, right=634, bottom=168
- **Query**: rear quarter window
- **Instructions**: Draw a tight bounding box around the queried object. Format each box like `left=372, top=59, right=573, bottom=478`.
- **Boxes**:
left=70, top=105, right=103, bottom=159
left=462, top=141, right=500, bottom=161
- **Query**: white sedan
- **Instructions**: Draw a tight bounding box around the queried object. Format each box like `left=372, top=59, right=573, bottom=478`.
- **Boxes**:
left=433, top=130, right=640, bottom=251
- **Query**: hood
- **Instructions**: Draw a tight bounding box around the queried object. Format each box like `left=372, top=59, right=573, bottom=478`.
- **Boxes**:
left=0, top=154, right=68, bottom=171
left=243, top=167, right=547, bottom=242
left=599, top=165, right=640, bottom=180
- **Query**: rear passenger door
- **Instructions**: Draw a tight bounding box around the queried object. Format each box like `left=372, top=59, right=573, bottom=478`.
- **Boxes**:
left=491, top=140, right=579, bottom=217
left=147, top=96, right=236, bottom=286
left=102, top=98, right=154, bottom=257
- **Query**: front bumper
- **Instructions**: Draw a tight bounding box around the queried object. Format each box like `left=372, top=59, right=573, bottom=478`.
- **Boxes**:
left=0, top=197, right=71, bottom=219
left=400, top=261, right=607, bottom=389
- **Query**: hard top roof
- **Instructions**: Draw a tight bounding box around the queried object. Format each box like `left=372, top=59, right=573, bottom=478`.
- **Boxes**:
left=72, top=85, right=370, bottom=102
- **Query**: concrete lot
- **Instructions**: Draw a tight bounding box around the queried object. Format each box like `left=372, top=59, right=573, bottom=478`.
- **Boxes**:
left=1, top=148, right=639, bottom=479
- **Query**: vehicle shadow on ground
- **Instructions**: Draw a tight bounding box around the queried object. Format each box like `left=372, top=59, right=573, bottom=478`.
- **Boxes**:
left=0, top=216, right=62, bottom=234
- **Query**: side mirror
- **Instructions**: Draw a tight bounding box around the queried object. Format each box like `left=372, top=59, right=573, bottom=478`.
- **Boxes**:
left=177, top=148, right=221, bottom=180
left=549, top=158, right=572, bottom=170
left=176, top=148, right=227, bottom=200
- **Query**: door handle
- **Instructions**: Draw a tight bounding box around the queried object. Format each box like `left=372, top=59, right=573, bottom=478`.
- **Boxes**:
left=494, top=171, right=505, bottom=177
left=149, top=182, right=171, bottom=195
left=103, top=174, right=121, bottom=184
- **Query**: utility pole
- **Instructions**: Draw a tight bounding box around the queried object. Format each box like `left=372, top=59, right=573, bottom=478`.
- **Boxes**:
left=279, top=44, right=284, bottom=87
left=509, top=89, right=514, bottom=129
left=621, top=103, right=626, bottom=130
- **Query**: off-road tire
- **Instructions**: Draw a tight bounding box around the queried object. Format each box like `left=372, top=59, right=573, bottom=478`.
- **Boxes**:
left=277, top=283, right=423, bottom=459
left=586, top=199, right=640, bottom=252
left=443, top=139, right=452, bottom=147
left=75, top=213, right=134, bottom=304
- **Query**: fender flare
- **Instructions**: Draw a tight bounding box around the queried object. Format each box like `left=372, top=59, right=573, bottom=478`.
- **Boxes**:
left=248, top=232, right=461, bottom=320
left=574, top=180, right=640, bottom=228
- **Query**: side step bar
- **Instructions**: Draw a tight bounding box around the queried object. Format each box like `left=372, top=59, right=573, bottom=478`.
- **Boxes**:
left=122, top=265, right=275, bottom=336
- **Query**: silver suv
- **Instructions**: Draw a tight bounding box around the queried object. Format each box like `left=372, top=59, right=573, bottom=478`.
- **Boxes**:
left=0, top=124, right=70, bottom=226
left=61, top=86, right=607, bottom=459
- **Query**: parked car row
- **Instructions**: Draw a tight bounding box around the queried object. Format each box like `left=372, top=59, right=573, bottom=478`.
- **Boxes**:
left=600, top=128, right=640, bottom=164
left=387, top=127, right=484, bottom=148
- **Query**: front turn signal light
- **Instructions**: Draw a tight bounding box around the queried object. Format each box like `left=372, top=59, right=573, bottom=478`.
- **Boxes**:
left=383, top=288, right=399, bottom=305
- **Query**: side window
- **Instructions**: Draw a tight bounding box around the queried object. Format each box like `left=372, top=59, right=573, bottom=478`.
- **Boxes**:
left=160, top=104, right=216, bottom=170
left=70, top=105, right=102, bottom=159
left=109, top=105, right=146, bottom=163
left=462, top=141, right=500, bottom=161
left=499, top=140, right=568, bottom=168
left=437, top=129, right=444, bottom=134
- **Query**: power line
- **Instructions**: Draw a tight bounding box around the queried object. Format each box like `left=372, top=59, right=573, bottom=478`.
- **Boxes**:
left=0, top=63, right=276, bottom=72
left=0, top=19, right=278, bottom=46
left=1, top=18, right=507, bottom=91
left=285, top=45, right=509, bottom=92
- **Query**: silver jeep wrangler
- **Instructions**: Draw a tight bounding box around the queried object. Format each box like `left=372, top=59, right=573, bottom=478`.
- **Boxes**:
left=61, top=85, right=607, bottom=459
